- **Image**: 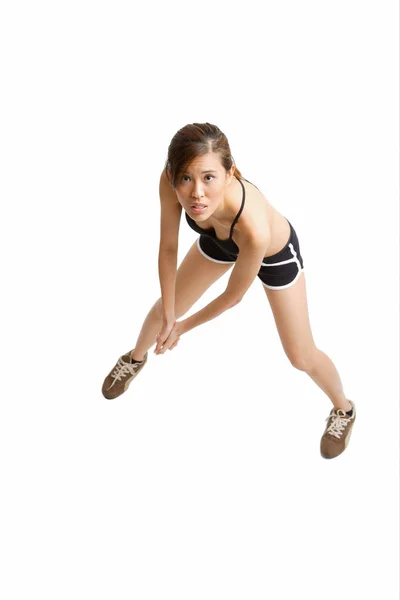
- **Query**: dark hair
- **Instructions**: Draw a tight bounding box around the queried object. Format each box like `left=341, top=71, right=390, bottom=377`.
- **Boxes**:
left=164, top=122, right=243, bottom=189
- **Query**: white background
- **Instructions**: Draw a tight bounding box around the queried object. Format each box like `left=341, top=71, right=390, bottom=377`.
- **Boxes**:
left=1, top=0, right=398, bottom=598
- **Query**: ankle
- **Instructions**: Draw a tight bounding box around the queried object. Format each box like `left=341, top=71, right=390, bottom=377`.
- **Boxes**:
left=334, top=401, right=352, bottom=413
left=130, top=350, right=145, bottom=362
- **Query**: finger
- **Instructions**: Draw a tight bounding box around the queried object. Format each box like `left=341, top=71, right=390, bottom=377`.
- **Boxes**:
left=164, top=338, right=176, bottom=352
left=154, top=336, right=165, bottom=353
left=169, top=338, right=180, bottom=350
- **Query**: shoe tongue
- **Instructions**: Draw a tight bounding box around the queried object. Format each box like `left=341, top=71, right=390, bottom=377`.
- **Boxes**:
left=336, top=408, right=347, bottom=416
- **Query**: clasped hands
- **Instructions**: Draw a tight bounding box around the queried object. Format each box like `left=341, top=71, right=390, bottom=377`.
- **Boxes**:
left=154, top=320, right=184, bottom=355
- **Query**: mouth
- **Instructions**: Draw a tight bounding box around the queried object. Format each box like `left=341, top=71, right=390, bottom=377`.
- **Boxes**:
left=191, top=204, right=208, bottom=213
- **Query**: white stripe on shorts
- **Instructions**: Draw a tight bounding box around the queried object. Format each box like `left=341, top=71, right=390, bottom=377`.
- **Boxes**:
left=261, top=242, right=304, bottom=290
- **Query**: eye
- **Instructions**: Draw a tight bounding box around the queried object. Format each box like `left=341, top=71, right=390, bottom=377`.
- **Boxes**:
left=181, top=175, right=214, bottom=182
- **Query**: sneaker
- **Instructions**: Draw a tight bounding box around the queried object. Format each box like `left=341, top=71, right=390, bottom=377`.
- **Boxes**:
left=320, top=400, right=356, bottom=459
left=102, top=350, right=148, bottom=400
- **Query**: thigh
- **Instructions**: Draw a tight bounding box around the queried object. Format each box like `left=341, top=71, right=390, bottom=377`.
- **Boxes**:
left=263, top=271, right=317, bottom=367
left=157, top=238, right=235, bottom=318
left=258, top=220, right=314, bottom=366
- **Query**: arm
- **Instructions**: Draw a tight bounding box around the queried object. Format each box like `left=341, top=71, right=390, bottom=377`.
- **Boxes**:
left=158, top=169, right=182, bottom=322
left=179, top=231, right=271, bottom=335
left=158, top=249, right=178, bottom=322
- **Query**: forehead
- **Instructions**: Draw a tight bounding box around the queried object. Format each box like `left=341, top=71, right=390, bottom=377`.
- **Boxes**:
left=184, top=153, right=222, bottom=173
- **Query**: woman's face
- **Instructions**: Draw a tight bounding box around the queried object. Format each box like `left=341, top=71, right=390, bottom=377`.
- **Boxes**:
left=174, top=152, right=235, bottom=220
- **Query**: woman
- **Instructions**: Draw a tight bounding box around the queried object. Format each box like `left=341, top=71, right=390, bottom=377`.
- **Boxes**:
left=102, top=122, right=356, bottom=459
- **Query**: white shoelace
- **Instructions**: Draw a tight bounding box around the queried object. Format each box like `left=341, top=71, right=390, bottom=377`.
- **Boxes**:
left=111, top=357, right=142, bottom=382
left=326, top=411, right=351, bottom=439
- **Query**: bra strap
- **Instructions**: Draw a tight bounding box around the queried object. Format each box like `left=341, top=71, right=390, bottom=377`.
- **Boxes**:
left=242, top=177, right=260, bottom=191
left=229, top=178, right=246, bottom=239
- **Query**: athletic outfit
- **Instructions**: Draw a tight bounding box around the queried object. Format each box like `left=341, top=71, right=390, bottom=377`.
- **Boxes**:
left=102, top=180, right=356, bottom=459
left=185, top=177, right=305, bottom=290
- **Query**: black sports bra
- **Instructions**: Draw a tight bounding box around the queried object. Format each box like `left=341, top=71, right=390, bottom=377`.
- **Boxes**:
left=184, top=177, right=259, bottom=256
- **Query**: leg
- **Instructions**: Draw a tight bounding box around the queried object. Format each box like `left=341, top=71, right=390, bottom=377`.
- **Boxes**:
left=262, top=271, right=352, bottom=412
left=131, top=240, right=234, bottom=360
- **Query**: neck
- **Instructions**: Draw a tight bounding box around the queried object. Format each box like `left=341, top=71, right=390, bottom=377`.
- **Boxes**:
left=213, top=177, right=237, bottom=221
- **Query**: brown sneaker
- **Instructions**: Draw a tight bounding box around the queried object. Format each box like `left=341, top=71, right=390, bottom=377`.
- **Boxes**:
left=102, top=350, right=148, bottom=400
left=320, top=400, right=356, bottom=459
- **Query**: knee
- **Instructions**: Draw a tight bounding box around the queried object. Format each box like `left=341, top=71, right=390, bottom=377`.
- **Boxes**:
left=154, top=297, right=188, bottom=320
left=288, top=355, right=307, bottom=371
left=153, top=297, right=182, bottom=320
left=287, top=348, right=318, bottom=372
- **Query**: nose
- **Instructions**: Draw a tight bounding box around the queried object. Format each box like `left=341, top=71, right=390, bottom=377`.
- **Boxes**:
left=192, top=185, right=204, bottom=200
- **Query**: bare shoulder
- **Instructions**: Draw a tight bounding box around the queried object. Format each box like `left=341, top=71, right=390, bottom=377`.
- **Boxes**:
left=231, top=178, right=272, bottom=242
left=159, top=168, right=180, bottom=205
left=159, top=169, right=182, bottom=251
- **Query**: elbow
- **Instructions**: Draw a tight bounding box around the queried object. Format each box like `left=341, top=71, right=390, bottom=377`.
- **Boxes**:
left=225, top=294, right=243, bottom=307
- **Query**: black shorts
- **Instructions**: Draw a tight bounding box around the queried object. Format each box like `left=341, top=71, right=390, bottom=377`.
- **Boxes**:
left=196, top=218, right=305, bottom=290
